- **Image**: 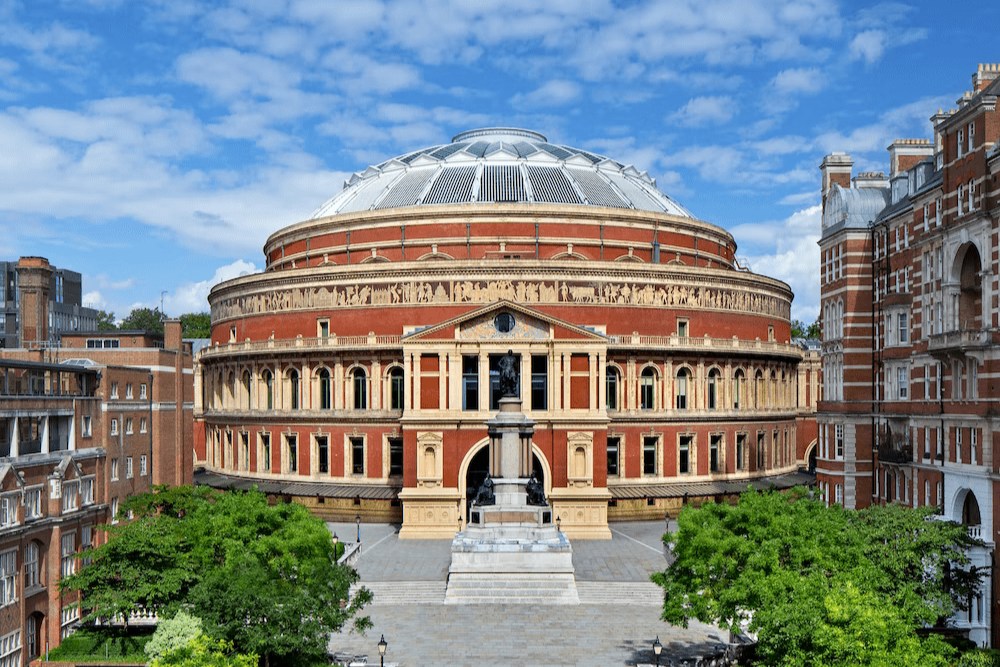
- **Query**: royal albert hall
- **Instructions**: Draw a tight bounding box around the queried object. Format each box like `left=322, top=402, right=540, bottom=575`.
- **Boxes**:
left=194, top=128, right=819, bottom=539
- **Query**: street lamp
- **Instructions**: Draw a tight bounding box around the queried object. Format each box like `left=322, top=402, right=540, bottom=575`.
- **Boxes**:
left=556, top=515, right=561, bottom=532
left=652, top=636, right=662, bottom=666
left=355, top=514, right=361, bottom=543
left=332, top=532, right=339, bottom=558
left=377, top=634, right=387, bottom=667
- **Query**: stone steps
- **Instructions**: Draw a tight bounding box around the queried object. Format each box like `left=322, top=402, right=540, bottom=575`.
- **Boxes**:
left=575, top=581, right=663, bottom=605
left=351, top=580, right=663, bottom=606
left=444, top=573, right=579, bottom=605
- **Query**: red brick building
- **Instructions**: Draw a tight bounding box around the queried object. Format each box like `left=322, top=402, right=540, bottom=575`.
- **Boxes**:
left=194, top=127, right=819, bottom=539
left=0, top=256, right=194, bottom=663
left=818, top=64, right=1000, bottom=646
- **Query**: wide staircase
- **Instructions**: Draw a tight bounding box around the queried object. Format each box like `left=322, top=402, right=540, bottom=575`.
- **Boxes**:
left=354, top=579, right=662, bottom=605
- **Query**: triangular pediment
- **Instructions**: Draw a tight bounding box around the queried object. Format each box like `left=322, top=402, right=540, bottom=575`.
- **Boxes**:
left=403, top=300, right=608, bottom=343
left=53, top=455, right=83, bottom=481
left=0, top=464, right=25, bottom=492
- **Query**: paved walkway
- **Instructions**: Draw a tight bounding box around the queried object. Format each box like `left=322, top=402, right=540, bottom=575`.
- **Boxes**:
left=327, top=521, right=725, bottom=666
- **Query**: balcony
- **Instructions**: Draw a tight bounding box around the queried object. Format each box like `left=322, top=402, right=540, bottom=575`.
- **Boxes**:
left=606, top=334, right=803, bottom=360
left=877, top=441, right=913, bottom=464
left=927, top=329, right=991, bottom=355
left=198, top=334, right=403, bottom=360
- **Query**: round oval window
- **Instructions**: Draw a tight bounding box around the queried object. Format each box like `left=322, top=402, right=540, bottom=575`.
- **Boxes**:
left=494, top=313, right=515, bottom=333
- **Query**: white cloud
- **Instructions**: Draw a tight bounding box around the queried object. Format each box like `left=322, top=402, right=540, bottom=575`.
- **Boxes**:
left=165, top=259, right=257, bottom=314
left=770, top=67, right=823, bottom=95
left=82, top=290, right=105, bottom=309
left=667, top=95, right=736, bottom=127
left=511, top=80, right=582, bottom=109
left=848, top=29, right=885, bottom=64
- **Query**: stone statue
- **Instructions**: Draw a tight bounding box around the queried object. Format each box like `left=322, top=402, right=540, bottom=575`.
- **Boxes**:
left=472, top=474, right=495, bottom=506
left=526, top=472, right=546, bottom=506
left=498, top=349, right=518, bottom=398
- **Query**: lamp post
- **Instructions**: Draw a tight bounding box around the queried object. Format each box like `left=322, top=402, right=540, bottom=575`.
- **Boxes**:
left=377, top=634, right=387, bottom=667
left=652, top=636, right=662, bottom=666
left=556, top=515, right=561, bottom=533
left=332, top=532, right=339, bottom=559
left=355, top=514, right=361, bottom=543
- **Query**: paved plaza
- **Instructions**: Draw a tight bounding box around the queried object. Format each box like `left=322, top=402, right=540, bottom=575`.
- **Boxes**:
left=326, top=520, right=727, bottom=666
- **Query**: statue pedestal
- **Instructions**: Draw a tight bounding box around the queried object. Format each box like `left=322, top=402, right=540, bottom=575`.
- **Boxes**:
left=445, top=397, right=578, bottom=605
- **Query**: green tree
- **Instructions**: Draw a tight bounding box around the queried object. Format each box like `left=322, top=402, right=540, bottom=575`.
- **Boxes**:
left=120, top=307, right=165, bottom=333
left=179, top=312, right=211, bottom=338
left=152, top=634, right=257, bottom=667
left=653, top=488, right=982, bottom=666
left=146, top=611, right=203, bottom=662
left=790, top=318, right=820, bottom=340
left=62, top=486, right=371, bottom=666
left=95, top=310, right=117, bottom=331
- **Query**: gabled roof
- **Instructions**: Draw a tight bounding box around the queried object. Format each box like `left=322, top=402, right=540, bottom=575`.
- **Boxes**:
left=403, top=300, right=608, bottom=343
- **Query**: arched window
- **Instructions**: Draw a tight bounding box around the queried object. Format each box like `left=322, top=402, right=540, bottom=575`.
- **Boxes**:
left=754, top=369, right=764, bottom=409
left=640, top=367, right=656, bottom=410
left=733, top=369, right=745, bottom=410
left=675, top=368, right=690, bottom=410
left=241, top=370, right=251, bottom=410
left=262, top=369, right=274, bottom=410
left=707, top=368, right=721, bottom=410
left=317, top=368, right=332, bottom=410
left=353, top=367, right=368, bottom=409
left=227, top=371, right=236, bottom=407
left=606, top=367, right=620, bottom=411
left=288, top=369, right=300, bottom=410
left=388, top=367, right=404, bottom=410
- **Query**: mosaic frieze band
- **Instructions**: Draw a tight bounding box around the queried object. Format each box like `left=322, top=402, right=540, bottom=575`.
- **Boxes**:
left=211, top=277, right=790, bottom=322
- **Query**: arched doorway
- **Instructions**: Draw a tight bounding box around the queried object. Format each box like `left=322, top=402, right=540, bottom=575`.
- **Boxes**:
left=26, top=612, right=43, bottom=662
left=461, top=442, right=548, bottom=522
left=805, top=441, right=817, bottom=474
left=957, top=243, right=983, bottom=330
left=961, top=490, right=982, bottom=527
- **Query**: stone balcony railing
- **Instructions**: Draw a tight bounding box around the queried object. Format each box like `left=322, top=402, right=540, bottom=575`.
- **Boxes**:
left=927, top=328, right=991, bottom=353
left=877, top=442, right=913, bottom=464
left=199, top=334, right=403, bottom=359
left=603, top=334, right=803, bottom=358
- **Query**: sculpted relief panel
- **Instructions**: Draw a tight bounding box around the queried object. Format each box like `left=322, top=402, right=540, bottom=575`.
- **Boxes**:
left=212, top=278, right=790, bottom=322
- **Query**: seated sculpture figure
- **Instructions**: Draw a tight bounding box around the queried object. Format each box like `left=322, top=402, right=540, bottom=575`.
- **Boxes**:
left=525, top=472, right=546, bottom=506
left=472, top=474, right=495, bottom=506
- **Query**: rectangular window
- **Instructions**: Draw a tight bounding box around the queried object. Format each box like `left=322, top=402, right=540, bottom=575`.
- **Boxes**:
left=125, top=456, right=133, bottom=479
left=388, top=437, right=403, bottom=476
left=111, top=458, right=119, bottom=481
left=897, top=312, right=908, bottom=343
left=835, top=424, right=844, bottom=458
left=80, top=525, right=93, bottom=566
left=239, top=432, right=249, bottom=471
left=285, top=434, right=298, bottom=473
left=140, top=417, right=147, bottom=433
left=316, top=435, right=329, bottom=474
left=757, top=431, right=766, bottom=469
left=24, top=543, right=39, bottom=590
left=736, top=433, right=747, bottom=471
left=968, top=121, right=975, bottom=152
left=260, top=433, right=271, bottom=472
left=139, top=455, right=148, bottom=476
left=125, top=417, right=133, bottom=434
left=110, top=418, right=119, bottom=436
left=318, top=319, right=330, bottom=338
left=350, top=436, right=365, bottom=475
left=530, top=355, right=547, bottom=410
left=606, top=436, right=620, bottom=476
left=958, top=128, right=965, bottom=157
left=972, top=428, right=979, bottom=463
left=710, top=434, right=722, bottom=473
left=81, top=415, right=92, bottom=437
left=110, top=382, right=118, bottom=399
left=24, top=488, right=41, bottom=521
left=923, top=203, right=930, bottom=232
left=0, top=550, right=15, bottom=606
left=61, top=481, right=79, bottom=513
left=125, top=383, right=133, bottom=399
left=0, top=495, right=15, bottom=527
left=676, top=319, right=689, bottom=337
left=606, top=368, right=619, bottom=411
left=60, top=533, right=75, bottom=578
left=81, top=477, right=94, bottom=505
left=139, top=383, right=147, bottom=399
left=643, top=436, right=658, bottom=475
left=897, top=366, right=908, bottom=399
left=678, top=435, right=692, bottom=475
left=462, top=355, right=479, bottom=411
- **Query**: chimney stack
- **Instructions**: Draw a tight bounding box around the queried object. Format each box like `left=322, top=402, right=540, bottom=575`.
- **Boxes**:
left=16, top=256, right=53, bottom=349
left=819, top=153, right=853, bottom=213
left=887, top=139, right=934, bottom=177
left=972, top=63, right=1000, bottom=93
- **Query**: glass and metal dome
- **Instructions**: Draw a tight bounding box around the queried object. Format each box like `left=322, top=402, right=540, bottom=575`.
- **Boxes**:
left=310, top=128, right=693, bottom=219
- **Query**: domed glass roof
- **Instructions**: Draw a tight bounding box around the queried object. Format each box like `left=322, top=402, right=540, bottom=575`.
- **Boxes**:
left=310, top=128, right=693, bottom=219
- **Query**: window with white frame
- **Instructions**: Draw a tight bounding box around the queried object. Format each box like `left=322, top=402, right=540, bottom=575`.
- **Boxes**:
left=60, top=604, right=80, bottom=639
left=968, top=121, right=975, bottom=153
left=140, top=417, right=147, bottom=433
left=60, top=533, right=75, bottom=578
left=140, top=455, right=147, bottom=476
left=958, top=184, right=965, bottom=216
left=125, top=383, right=133, bottom=399
left=111, top=458, right=119, bottom=481
left=896, top=366, right=908, bottom=399
left=958, top=128, right=965, bottom=157
left=139, top=383, right=147, bottom=399
left=60, top=481, right=79, bottom=513
left=80, top=477, right=93, bottom=505
left=957, top=428, right=964, bottom=464
left=24, top=487, right=41, bottom=520
left=80, top=525, right=93, bottom=567
left=81, top=415, right=92, bottom=437
left=0, top=629, right=20, bottom=667
left=24, top=542, right=39, bottom=589
left=110, top=382, right=119, bottom=398
left=126, top=456, right=133, bottom=479
left=835, top=424, right=844, bottom=458
left=0, top=550, right=16, bottom=607
left=110, top=497, right=119, bottom=524
left=125, top=417, right=133, bottom=434
left=110, top=418, right=119, bottom=436
left=923, top=203, right=930, bottom=232
left=835, top=484, right=844, bottom=505
left=0, top=494, right=16, bottom=527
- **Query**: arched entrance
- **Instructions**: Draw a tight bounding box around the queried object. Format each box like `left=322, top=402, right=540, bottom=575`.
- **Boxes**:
left=956, top=243, right=983, bottom=330
left=26, top=612, right=43, bottom=662
left=460, top=441, right=549, bottom=522
left=961, top=490, right=982, bottom=527
left=804, top=440, right=817, bottom=474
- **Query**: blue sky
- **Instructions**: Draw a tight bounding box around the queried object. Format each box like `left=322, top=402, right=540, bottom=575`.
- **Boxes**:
left=1, top=0, right=997, bottom=324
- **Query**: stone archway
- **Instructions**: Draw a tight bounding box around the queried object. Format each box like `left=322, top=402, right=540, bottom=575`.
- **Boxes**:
left=955, top=243, right=983, bottom=330
left=458, top=439, right=551, bottom=523
left=804, top=439, right=817, bottom=474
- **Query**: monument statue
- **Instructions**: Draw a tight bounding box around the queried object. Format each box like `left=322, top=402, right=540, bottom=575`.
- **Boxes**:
left=526, top=472, right=546, bottom=506
left=498, top=349, right=519, bottom=397
left=472, top=474, right=496, bottom=506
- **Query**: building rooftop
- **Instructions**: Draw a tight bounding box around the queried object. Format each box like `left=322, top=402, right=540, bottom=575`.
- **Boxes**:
left=310, top=127, right=694, bottom=219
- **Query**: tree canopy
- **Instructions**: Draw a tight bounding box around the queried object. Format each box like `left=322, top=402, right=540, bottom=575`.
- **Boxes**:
left=94, top=310, right=117, bottom=331
left=790, top=318, right=820, bottom=340
left=119, top=307, right=165, bottom=333
left=62, top=486, right=371, bottom=666
left=653, top=488, right=983, bottom=666
left=179, top=312, right=211, bottom=338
